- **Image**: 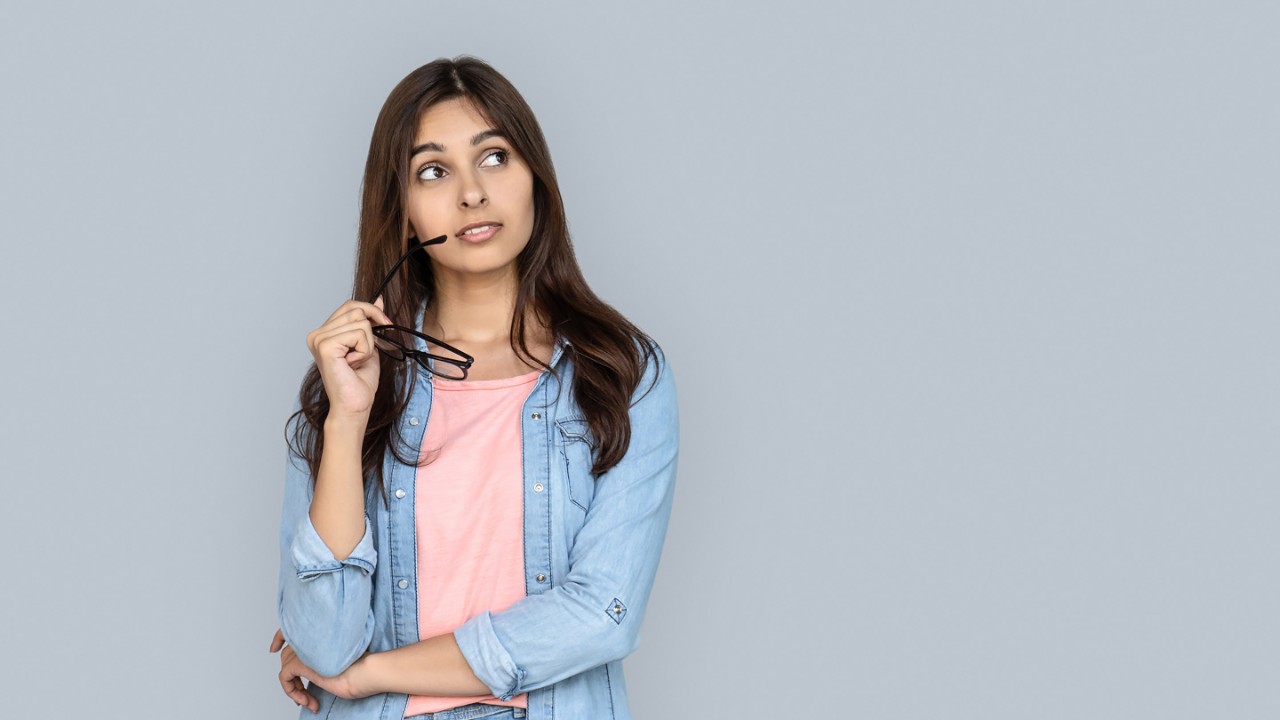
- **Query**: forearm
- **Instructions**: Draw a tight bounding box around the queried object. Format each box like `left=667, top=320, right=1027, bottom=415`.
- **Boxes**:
left=451, top=352, right=678, bottom=698
left=277, top=405, right=378, bottom=677
left=357, top=632, right=490, bottom=697
left=311, top=413, right=369, bottom=560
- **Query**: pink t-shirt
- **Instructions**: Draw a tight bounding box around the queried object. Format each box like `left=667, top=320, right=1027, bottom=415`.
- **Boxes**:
left=403, top=367, right=545, bottom=716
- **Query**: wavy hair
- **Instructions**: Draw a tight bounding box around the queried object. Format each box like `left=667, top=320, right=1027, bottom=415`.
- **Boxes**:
left=286, top=55, right=661, bottom=500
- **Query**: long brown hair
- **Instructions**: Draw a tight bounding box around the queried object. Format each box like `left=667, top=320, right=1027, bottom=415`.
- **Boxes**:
left=286, top=55, right=661, bottom=499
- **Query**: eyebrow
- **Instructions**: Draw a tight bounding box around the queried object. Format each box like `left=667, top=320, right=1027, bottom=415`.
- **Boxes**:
left=410, top=129, right=507, bottom=158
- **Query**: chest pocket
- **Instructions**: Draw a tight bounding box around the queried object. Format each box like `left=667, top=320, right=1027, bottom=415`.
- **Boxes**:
left=555, top=417, right=598, bottom=513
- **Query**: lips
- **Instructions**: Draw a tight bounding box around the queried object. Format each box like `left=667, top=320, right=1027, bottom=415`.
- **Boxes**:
left=457, top=221, right=503, bottom=239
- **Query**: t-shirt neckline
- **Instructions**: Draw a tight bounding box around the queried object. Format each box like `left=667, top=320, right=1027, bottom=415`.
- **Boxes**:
left=430, top=367, right=546, bottom=391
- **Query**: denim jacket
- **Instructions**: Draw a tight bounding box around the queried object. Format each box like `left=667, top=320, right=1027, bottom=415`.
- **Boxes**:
left=277, top=302, right=679, bottom=719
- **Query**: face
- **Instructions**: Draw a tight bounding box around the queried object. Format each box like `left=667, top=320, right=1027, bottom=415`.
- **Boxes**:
left=404, top=97, right=536, bottom=283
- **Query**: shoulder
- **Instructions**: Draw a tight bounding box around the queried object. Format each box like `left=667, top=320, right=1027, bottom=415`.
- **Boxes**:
left=629, top=340, right=677, bottom=434
left=633, top=336, right=673, bottom=400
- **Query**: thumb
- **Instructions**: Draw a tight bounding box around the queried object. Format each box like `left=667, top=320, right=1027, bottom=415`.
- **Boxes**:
left=372, top=295, right=392, bottom=325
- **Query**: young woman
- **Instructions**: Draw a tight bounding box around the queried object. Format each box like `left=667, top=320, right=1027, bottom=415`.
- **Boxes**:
left=269, top=56, right=679, bottom=720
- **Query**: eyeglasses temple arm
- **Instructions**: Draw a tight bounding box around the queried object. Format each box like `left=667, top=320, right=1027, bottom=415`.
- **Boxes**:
left=365, top=234, right=449, bottom=304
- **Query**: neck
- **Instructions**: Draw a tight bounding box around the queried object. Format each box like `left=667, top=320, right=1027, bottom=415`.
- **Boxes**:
left=424, top=264, right=523, bottom=345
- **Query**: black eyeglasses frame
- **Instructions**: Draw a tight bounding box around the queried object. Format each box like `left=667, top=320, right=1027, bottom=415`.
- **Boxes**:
left=366, top=234, right=475, bottom=380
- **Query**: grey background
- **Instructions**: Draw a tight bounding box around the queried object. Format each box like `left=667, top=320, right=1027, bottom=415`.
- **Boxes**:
left=1, top=1, right=1275, bottom=718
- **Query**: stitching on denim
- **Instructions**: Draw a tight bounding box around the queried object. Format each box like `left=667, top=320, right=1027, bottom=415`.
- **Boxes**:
left=562, top=445, right=591, bottom=513
left=389, top=448, right=404, bottom=643
left=521, top=383, right=532, bottom=596
left=554, top=417, right=598, bottom=450
left=604, top=662, right=616, bottom=719
left=560, top=431, right=598, bottom=513
left=537, top=381, right=552, bottom=591
left=344, top=555, right=374, bottom=574
left=295, top=561, right=342, bottom=576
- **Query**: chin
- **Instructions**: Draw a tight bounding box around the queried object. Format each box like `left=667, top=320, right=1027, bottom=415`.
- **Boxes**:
left=442, top=256, right=521, bottom=275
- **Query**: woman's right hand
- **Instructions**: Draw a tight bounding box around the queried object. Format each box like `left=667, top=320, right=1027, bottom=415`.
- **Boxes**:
left=307, top=296, right=395, bottom=420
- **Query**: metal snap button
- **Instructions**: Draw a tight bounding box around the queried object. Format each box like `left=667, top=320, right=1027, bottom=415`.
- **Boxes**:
left=409, top=417, right=419, bottom=426
left=397, top=579, right=409, bottom=589
left=394, top=488, right=406, bottom=499
left=535, top=573, right=546, bottom=583
left=534, top=483, right=544, bottom=493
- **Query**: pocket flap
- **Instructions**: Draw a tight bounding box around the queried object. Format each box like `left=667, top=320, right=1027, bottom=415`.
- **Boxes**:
left=554, top=417, right=597, bottom=449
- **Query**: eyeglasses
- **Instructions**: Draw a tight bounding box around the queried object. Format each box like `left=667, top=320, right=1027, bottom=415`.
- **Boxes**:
left=366, top=234, right=475, bottom=380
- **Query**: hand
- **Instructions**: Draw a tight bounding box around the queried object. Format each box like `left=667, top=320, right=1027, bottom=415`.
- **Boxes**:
left=270, top=628, right=375, bottom=711
left=270, top=628, right=318, bottom=712
left=306, top=297, right=394, bottom=419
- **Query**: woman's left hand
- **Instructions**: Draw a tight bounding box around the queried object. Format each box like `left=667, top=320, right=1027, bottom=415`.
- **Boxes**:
left=270, top=628, right=374, bottom=711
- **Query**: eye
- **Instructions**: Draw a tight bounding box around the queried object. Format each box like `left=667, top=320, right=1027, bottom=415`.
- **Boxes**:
left=481, top=149, right=509, bottom=167
left=417, top=164, right=446, bottom=182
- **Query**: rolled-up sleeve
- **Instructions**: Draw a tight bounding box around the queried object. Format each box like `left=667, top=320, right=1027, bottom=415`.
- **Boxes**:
left=277, top=408, right=378, bottom=678
left=454, top=347, right=679, bottom=699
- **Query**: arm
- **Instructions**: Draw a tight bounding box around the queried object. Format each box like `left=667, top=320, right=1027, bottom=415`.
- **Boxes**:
left=309, top=413, right=371, bottom=562
left=351, top=632, right=491, bottom=697
left=435, top=347, right=679, bottom=700
left=277, top=403, right=379, bottom=678
left=321, top=348, right=679, bottom=699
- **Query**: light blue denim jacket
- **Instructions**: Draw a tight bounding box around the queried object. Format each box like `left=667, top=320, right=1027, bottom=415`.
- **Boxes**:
left=277, top=302, right=679, bottom=719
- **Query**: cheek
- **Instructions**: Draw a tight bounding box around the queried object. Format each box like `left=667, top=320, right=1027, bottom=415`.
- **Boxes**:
left=513, top=187, right=536, bottom=228
left=409, top=199, right=448, bottom=234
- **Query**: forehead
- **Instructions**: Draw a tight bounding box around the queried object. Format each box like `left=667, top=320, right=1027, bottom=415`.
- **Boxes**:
left=413, top=97, right=497, bottom=145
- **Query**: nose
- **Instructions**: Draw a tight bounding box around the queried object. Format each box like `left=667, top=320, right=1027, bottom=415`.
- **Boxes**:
left=457, top=167, right=488, bottom=209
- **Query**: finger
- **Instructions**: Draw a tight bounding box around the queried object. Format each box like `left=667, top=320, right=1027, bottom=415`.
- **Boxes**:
left=308, top=308, right=386, bottom=356
left=305, top=684, right=319, bottom=713
left=279, top=659, right=321, bottom=710
left=280, top=645, right=296, bottom=667
left=314, top=325, right=376, bottom=362
left=360, top=301, right=394, bottom=328
left=325, top=300, right=394, bottom=329
left=292, top=682, right=316, bottom=710
left=313, top=318, right=374, bottom=347
left=269, top=628, right=285, bottom=653
left=318, top=301, right=368, bottom=328
left=316, top=321, right=381, bottom=368
left=294, top=678, right=317, bottom=711
left=279, top=666, right=310, bottom=706
left=366, top=297, right=393, bottom=326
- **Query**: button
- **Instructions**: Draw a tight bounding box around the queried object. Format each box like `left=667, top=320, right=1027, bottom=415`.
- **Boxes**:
left=535, top=573, right=546, bottom=583
left=397, top=579, right=409, bottom=589
left=606, top=597, right=628, bottom=624
left=531, top=413, right=541, bottom=419
left=409, top=417, right=419, bottom=426
left=394, top=488, right=406, bottom=499
left=534, top=483, right=544, bottom=493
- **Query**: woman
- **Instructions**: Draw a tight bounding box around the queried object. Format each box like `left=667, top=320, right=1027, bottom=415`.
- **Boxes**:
left=269, top=56, right=679, bottom=719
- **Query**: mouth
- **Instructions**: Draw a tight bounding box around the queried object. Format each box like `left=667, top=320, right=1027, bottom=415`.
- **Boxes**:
left=457, top=222, right=503, bottom=243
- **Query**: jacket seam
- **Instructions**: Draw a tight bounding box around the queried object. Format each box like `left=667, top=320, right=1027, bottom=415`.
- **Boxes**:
left=520, top=385, right=531, bottom=596
left=604, top=662, right=616, bottom=719
left=539, top=379, right=553, bottom=589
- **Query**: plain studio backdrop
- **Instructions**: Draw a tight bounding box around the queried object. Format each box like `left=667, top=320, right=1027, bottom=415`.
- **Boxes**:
left=0, top=2, right=1275, bottom=718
